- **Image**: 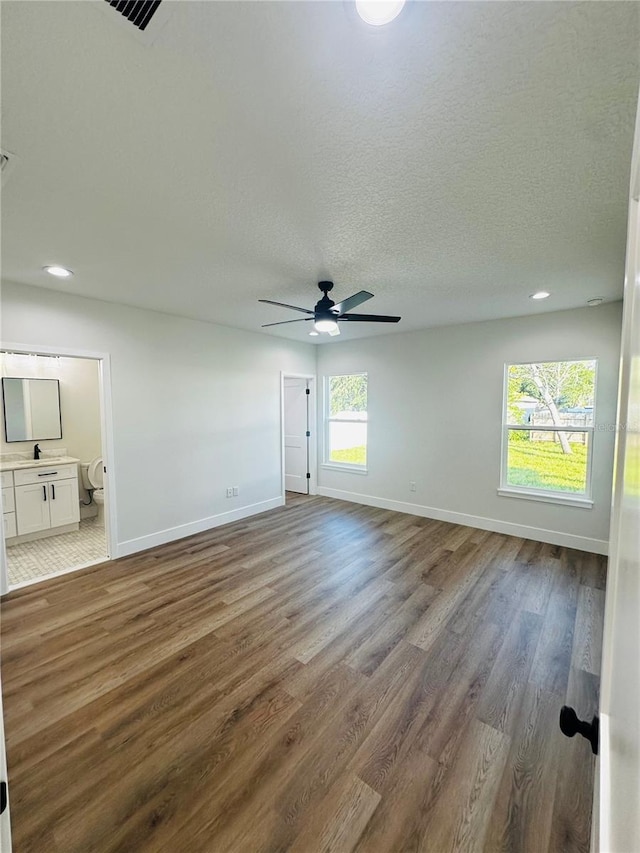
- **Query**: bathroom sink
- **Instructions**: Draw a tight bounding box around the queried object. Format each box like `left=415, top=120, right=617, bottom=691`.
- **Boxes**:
left=13, top=456, right=72, bottom=467
left=0, top=455, right=80, bottom=471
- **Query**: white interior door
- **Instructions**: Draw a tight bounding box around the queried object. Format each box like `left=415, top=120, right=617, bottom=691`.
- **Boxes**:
left=597, top=99, right=640, bottom=853
left=284, top=377, right=309, bottom=494
left=0, top=674, right=11, bottom=852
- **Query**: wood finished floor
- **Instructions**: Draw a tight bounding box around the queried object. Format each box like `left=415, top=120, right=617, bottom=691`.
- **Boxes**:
left=1, top=494, right=606, bottom=853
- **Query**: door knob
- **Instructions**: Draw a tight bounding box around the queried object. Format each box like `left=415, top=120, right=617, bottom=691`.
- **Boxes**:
left=559, top=705, right=599, bottom=755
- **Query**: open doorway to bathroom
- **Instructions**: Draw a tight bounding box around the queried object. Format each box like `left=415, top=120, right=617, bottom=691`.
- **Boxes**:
left=1, top=349, right=112, bottom=588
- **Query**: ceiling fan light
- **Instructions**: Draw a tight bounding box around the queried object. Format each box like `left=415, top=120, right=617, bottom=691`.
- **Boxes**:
left=315, top=318, right=339, bottom=333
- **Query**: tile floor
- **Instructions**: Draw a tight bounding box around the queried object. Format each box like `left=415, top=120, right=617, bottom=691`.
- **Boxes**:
left=7, top=516, right=108, bottom=586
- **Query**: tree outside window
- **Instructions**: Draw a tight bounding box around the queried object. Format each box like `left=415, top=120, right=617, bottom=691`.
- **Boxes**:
left=503, top=360, right=597, bottom=497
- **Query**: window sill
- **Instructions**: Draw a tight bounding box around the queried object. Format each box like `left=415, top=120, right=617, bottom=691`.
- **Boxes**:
left=321, top=463, right=368, bottom=475
left=497, top=488, right=593, bottom=509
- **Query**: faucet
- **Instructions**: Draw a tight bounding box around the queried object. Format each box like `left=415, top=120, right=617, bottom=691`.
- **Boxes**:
left=33, top=443, right=41, bottom=460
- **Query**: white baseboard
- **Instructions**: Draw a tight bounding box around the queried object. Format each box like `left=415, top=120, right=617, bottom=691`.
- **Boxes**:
left=317, top=487, right=608, bottom=555
left=115, top=496, right=284, bottom=558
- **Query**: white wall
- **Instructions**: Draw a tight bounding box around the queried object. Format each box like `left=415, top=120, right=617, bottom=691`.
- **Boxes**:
left=0, top=353, right=102, bottom=464
left=0, top=281, right=315, bottom=556
left=317, top=304, right=622, bottom=553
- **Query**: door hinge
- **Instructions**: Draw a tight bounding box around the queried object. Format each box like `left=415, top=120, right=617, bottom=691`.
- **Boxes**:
left=306, top=431, right=311, bottom=437
left=306, top=472, right=311, bottom=479
left=305, top=388, right=310, bottom=395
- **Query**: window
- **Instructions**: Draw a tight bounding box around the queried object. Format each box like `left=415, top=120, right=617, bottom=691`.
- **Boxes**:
left=324, top=373, right=368, bottom=469
left=500, top=359, right=597, bottom=505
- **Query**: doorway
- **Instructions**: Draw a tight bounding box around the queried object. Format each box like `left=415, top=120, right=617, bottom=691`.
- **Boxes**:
left=0, top=344, right=115, bottom=591
left=282, top=374, right=316, bottom=499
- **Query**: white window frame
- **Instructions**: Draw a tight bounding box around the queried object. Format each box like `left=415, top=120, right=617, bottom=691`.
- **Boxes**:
left=498, top=359, right=597, bottom=508
left=322, top=372, right=368, bottom=474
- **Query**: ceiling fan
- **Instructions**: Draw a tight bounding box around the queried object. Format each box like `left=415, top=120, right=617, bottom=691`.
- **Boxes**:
left=259, top=281, right=401, bottom=336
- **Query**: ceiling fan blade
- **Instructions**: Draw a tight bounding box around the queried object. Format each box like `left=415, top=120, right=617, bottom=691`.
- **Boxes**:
left=258, top=299, right=314, bottom=315
left=261, top=318, right=313, bottom=327
left=332, top=290, right=374, bottom=315
left=328, top=324, right=341, bottom=337
left=340, top=313, right=401, bottom=323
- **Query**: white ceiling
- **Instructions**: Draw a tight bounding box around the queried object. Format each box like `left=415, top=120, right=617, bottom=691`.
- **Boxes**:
left=1, top=1, right=638, bottom=343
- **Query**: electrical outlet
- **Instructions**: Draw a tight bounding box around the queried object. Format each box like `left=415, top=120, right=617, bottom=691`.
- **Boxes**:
left=226, top=487, right=233, bottom=498
left=409, top=481, right=416, bottom=492
left=232, top=486, right=239, bottom=496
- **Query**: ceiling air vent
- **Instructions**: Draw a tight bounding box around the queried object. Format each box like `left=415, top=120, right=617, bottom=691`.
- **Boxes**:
left=104, top=0, right=163, bottom=32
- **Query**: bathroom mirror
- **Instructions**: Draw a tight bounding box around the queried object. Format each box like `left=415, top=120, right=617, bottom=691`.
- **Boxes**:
left=2, top=377, right=62, bottom=442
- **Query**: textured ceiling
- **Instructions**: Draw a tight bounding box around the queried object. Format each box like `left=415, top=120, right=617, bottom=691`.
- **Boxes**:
left=1, top=1, right=638, bottom=343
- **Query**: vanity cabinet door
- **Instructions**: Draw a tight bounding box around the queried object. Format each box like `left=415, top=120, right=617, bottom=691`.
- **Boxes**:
left=48, top=477, right=80, bottom=528
left=14, top=484, right=50, bottom=535
left=3, top=513, right=16, bottom=539
left=1, top=488, right=14, bottom=513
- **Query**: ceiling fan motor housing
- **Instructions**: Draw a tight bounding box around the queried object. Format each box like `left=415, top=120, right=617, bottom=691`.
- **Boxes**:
left=316, top=281, right=336, bottom=313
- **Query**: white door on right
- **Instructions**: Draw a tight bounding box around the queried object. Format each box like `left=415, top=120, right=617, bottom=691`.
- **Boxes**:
left=0, top=675, right=11, bottom=853
left=284, top=377, right=309, bottom=494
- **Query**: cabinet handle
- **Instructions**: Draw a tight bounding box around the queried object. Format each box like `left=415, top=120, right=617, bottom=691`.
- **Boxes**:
left=51, top=484, right=56, bottom=500
left=43, top=485, right=47, bottom=501
left=38, top=471, right=57, bottom=477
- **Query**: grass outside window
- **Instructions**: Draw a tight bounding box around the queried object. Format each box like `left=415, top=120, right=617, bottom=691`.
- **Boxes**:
left=330, top=445, right=367, bottom=466
left=506, top=431, right=589, bottom=494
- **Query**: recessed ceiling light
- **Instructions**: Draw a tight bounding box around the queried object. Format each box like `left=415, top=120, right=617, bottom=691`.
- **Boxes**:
left=587, top=297, right=604, bottom=306
left=44, top=265, right=73, bottom=278
left=309, top=331, right=319, bottom=336
left=356, top=0, right=405, bottom=26
left=530, top=291, right=550, bottom=300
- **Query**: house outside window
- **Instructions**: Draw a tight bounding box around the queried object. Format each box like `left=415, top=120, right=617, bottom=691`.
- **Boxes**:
left=499, top=359, right=597, bottom=505
left=323, top=373, right=368, bottom=470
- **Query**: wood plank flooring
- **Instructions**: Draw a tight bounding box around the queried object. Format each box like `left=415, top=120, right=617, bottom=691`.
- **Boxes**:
left=0, top=494, right=606, bottom=853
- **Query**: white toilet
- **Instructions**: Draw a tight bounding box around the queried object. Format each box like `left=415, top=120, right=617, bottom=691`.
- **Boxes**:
left=81, top=457, right=105, bottom=523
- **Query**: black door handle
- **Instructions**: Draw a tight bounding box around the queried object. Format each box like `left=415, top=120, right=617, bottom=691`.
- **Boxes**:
left=51, top=484, right=55, bottom=500
left=43, top=485, right=47, bottom=501
left=559, top=706, right=599, bottom=755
